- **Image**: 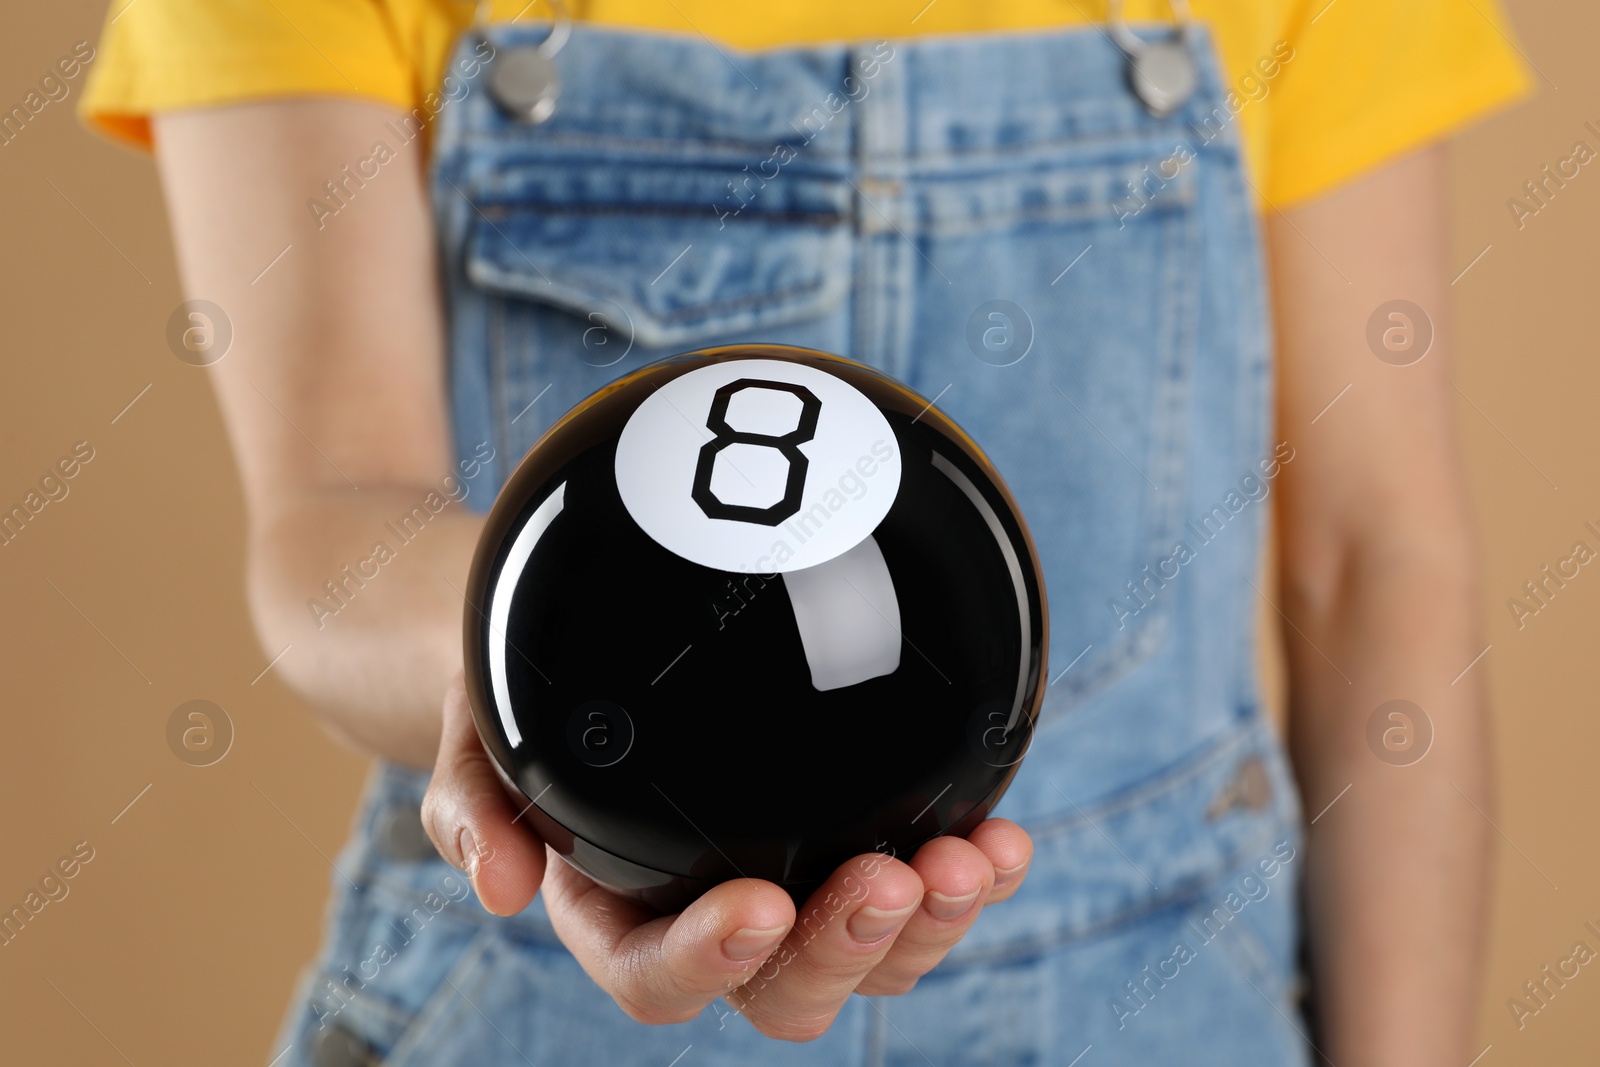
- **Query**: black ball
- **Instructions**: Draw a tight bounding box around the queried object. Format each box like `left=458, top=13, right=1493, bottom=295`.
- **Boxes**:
left=463, top=345, right=1048, bottom=912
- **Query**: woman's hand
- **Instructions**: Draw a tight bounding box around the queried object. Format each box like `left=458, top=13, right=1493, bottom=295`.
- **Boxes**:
left=421, top=672, right=1033, bottom=1041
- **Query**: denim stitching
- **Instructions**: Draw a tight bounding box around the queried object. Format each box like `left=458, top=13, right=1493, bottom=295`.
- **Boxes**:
left=488, top=292, right=515, bottom=480
left=454, top=110, right=1195, bottom=163
left=470, top=256, right=835, bottom=328
left=1036, top=194, right=1195, bottom=724
left=478, top=201, right=851, bottom=226
left=383, top=928, right=502, bottom=1067
left=460, top=160, right=1195, bottom=226
left=1203, top=894, right=1286, bottom=998
left=940, top=816, right=1299, bottom=968
left=1023, top=722, right=1256, bottom=839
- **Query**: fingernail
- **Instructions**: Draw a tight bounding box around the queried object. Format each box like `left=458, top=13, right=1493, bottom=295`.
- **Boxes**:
left=993, top=861, right=1028, bottom=886
left=456, top=827, right=479, bottom=875
left=723, top=925, right=788, bottom=962
left=924, top=888, right=982, bottom=922
left=848, top=903, right=917, bottom=944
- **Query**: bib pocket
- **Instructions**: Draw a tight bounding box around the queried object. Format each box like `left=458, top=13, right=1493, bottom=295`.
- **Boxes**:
left=450, top=157, right=855, bottom=471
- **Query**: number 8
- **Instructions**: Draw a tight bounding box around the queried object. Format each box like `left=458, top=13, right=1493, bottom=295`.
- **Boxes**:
left=691, top=379, right=821, bottom=526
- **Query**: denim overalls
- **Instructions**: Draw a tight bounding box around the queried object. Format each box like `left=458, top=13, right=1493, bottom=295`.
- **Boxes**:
left=273, top=20, right=1311, bottom=1067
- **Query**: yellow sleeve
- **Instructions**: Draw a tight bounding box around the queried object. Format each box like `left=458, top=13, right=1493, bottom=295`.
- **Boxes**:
left=79, top=0, right=423, bottom=151
left=1263, top=0, right=1533, bottom=207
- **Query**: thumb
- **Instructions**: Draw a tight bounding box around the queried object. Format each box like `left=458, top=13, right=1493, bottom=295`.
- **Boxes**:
left=421, top=671, right=547, bottom=916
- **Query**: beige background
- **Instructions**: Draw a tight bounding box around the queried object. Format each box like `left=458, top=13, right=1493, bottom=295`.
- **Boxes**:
left=2, top=1, right=1597, bottom=1063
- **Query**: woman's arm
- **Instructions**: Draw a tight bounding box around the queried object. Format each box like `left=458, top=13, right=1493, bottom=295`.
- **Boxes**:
left=1270, top=145, right=1493, bottom=1065
left=154, top=97, right=1033, bottom=1038
left=154, top=99, right=474, bottom=767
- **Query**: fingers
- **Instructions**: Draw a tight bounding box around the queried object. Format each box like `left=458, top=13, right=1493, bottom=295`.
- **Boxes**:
left=853, top=836, right=992, bottom=995
left=856, top=820, right=1033, bottom=996
left=967, top=818, right=1033, bottom=904
left=420, top=672, right=546, bottom=916
left=729, top=853, right=924, bottom=1042
left=421, top=699, right=1035, bottom=1043
left=541, top=856, right=797, bottom=1026
left=545, top=827, right=1030, bottom=1039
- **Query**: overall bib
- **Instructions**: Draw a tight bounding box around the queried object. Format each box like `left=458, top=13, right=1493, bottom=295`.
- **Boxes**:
left=274, top=20, right=1311, bottom=1067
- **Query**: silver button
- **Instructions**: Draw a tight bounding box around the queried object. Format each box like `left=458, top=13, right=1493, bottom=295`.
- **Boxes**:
left=1128, top=39, right=1197, bottom=118
left=488, top=47, right=560, bottom=125
left=375, top=803, right=437, bottom=863
left=481, top=2, right=572, bottom=125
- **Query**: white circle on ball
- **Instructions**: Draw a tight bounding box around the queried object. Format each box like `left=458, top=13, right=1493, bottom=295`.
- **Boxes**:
left=614, top=359, right=902, bottom=574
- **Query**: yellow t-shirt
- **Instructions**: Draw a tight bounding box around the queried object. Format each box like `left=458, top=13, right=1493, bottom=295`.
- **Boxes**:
left=80, top=0, right=1528, bottom=207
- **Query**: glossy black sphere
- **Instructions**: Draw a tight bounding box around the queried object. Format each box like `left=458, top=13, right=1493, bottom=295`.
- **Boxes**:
left=463, top=345, right=1047, bottom=912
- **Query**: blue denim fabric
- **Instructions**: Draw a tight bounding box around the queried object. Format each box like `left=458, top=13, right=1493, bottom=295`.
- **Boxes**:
left=272, top=21, right=1311, bottom=1066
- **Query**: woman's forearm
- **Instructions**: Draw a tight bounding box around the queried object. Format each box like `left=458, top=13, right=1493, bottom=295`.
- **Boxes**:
left=250, top=487, right=483, bottom=767
left=1286, top=542, right=1492, bottom=1066
left=1264, top=145, right=1493, bottom=1065
left=152, top=101, right=474, bottom=767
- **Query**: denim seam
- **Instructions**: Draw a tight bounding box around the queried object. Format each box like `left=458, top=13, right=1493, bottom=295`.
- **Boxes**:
left=863, top=991, right=888, bottom=1067
left=369, top=880, right=558, bottom=942
left=271, top=964, right=325, bottom=1063
left=1226, top=122, right=1277, bottom=723
left=1024, top=721, right=1254, bottom=839
left=471, top=197, right=1192, bottom=231
left=452, top=119, right=1204, bottom=165
left=461, top=164, right=1195, bottom=226
left=939, top=814, right=1297, bottom=969
left=309, top=812, right=449, bottom=1047
left=908, top=190, right=1195, bottom=235
left=361, top=876, right=499, bottom=928
left=308, top=976, right=416, bottom=1043
left=383, top=927, right=502, bottom=1067
left=851, top=232, right=872, bottom=381
left=1200, top=894, right=1285, bottom=998
left=1036, top=194, right=1194, bottom=723
left=470, top=256, right=834, bottom=327
left=478, top=202, right=851, bottom=226
left=488, top=291, right=515, bottom=476
left=457, top=127, right=854, bottom=158
left=898, top=122, right=1220, bottom=167
left=294, top=848, right=414, bottom=1046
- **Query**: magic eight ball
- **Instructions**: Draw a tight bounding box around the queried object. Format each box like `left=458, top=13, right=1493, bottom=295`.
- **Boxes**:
left=463, top=345, right=1048, bottom=912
